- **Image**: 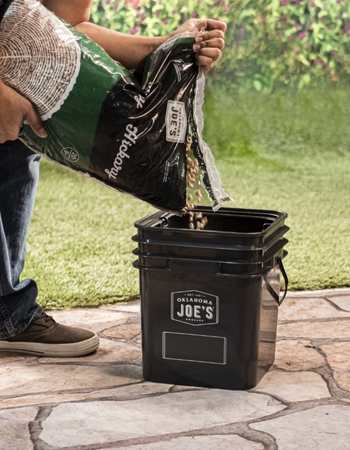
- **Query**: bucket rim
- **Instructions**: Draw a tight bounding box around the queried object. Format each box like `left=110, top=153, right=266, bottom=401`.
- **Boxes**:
left=135, top=207, right=288, bottom=238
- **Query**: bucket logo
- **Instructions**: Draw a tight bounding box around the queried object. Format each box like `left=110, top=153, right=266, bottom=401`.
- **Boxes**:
left=171, top=290, right=219, bottom=326
left=166, top=100, right=187, bottom=144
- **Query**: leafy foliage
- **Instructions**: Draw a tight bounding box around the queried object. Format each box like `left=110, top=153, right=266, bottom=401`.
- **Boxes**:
left=224, top=0, right=350, bottom=91
left=91, top=0, right=231, bottom=36
left=91, top=0, right=350, bottom=91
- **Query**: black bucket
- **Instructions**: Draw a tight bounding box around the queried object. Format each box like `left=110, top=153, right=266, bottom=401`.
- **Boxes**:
left=133, top=207, right=289, bottom=390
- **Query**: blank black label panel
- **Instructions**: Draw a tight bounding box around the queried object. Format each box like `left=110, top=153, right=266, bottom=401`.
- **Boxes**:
left=162, top=332, right=227, bottom=365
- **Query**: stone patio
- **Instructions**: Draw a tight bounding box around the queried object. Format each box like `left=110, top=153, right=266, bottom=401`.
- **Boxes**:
left=1, top=288, right=350, bottom=450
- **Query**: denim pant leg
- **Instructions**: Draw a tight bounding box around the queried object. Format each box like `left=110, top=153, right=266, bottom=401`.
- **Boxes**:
left=0, top=140, right=42, bottom=339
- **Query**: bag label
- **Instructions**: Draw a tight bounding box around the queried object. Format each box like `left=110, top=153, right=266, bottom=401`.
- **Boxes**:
left=104, top=124, right=138, bottom=180
left=171, top=290, right=219, bottom=326
left=166, top=100, right=187, bottom=143
left=61, top=146, right=80, bottom=163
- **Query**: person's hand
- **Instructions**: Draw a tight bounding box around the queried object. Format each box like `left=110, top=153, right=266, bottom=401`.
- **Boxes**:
left=171, top=18, right=227, bottom=73
left=0, top=80, right=47, bottom=144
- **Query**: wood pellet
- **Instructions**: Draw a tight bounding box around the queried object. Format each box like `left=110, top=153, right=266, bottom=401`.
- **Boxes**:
left=183, top=135, right=209, bottom=231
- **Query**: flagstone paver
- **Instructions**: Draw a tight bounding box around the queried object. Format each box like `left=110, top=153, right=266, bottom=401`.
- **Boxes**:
left=0, top=381, right=170, bottom=410
left=0, top=407, right=37, bottom=450
left=0, top=353, right=38, bottom=365
left=274, top=339, right=324, bottom=371
left=278, top=296, right=350, bottom=321
left=320, top=342, right=350, bottom=391
left=40, top=391, right=284, bottom=447
left=101, top=319, right=141, bottom=342
left=109, top=434, right=264, bottom=450
left=251, top=405, right=350, bottom=450
left=327, top=295, right=350, bottom=312
left=254, top=369, right=330, bottom=402
left=1, top=288, right=350, bottom=450
left=101, top=300, right=141, bottom=314
left=287, top=288, right=350, bottom=298
left=278, top=318, right=350, bottom=340
left=0, top=361, right=141, bottom=399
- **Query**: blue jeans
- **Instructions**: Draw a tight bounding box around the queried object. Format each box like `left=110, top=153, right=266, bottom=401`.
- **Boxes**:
left=0, top=140, right=42, bottom=339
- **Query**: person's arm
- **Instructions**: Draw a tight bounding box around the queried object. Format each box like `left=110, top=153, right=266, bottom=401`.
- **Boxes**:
left=43, top=0, right=166, bottom=68
left=75, top=19, right=226, bottom=71
left=43, top=1, right=226, bottom=71
left=77, top=23, right=167, bottom=69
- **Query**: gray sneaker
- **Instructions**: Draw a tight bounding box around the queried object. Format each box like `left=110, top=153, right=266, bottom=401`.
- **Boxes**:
left=0, top=312, right=99, bottom=357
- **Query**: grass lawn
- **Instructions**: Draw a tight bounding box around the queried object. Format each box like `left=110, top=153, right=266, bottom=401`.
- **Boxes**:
left=24, top=84, right=350, bottom=309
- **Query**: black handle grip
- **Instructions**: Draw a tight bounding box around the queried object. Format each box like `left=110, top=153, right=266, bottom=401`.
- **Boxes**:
left=263, top=257, right=289, bottom=306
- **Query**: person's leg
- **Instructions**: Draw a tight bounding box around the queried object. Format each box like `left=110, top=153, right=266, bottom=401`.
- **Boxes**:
left=0, top=140, right=42, bottom=339
left=0, top=140, right=99, bottom=356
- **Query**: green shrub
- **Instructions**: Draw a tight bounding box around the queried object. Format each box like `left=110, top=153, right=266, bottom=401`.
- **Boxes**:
left=91, top=0, right=350, bottom=91
left=221, top=0, right=350, bottom=91
left=91, top=0, right=231, bottom=36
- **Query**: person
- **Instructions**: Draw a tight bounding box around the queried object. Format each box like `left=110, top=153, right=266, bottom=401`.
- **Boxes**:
left=0, top=0, right=226, bottom=357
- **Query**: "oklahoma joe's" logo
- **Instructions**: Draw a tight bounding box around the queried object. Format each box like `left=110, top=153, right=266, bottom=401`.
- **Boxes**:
left=171, top=290, right=219, bottom=326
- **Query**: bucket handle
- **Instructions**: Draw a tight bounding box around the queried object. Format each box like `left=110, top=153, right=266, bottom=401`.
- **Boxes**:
left=263, top=257, right=288, bottom=306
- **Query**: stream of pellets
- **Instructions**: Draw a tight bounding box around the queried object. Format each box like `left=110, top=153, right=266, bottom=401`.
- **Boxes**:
left=183, top=135, right=209, bottom=230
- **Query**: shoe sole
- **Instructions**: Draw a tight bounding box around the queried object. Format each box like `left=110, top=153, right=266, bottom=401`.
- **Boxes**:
left=0, top=334, right=99, bottom=357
